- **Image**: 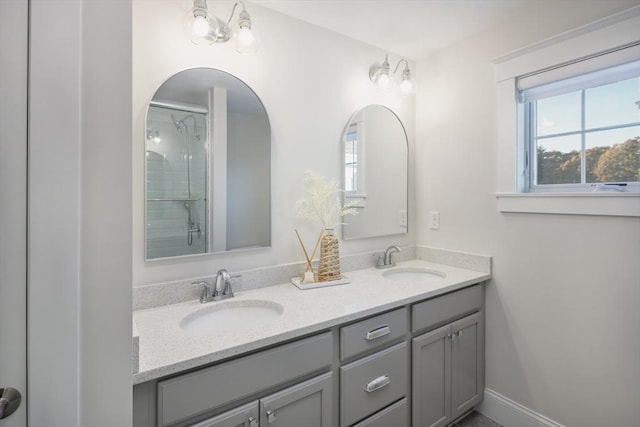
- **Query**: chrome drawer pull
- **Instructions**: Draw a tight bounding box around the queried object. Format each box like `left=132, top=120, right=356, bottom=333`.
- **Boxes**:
left=364, top=375, right=391, bottom=393
left=248, top=416, right=258, bottom=427
left=365, top=325, right=391, bottom=341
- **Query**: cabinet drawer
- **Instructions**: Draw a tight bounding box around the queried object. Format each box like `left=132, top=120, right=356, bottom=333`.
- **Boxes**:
left=352, top=398, right=408, bottom=427
left=157, top=332, right=332, bottom=427
left=340, top=342, right=408, bottom=427
left=412, top=285, right=482, bottom=334
left=340, top=307, right=407, bottom=361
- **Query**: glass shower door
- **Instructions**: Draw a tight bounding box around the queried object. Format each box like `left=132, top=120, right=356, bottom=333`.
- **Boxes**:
left=145, top=106, right=207, bottom=259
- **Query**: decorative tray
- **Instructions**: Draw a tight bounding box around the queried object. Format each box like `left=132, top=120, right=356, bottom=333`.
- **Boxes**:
left=291, top=275, right=350, bottom=290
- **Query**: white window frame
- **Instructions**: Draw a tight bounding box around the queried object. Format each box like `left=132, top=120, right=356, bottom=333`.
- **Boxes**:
left=520, top=60, right=640, bottom=193
left=492, top=6, right=640, bottom=217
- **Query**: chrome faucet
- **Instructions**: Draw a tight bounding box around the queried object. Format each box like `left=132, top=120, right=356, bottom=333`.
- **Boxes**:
left=194, top=269, right=240, bottom=303
left=213, top=269, right=234, bottom=300
left=375, top=245, right=401, bottom=269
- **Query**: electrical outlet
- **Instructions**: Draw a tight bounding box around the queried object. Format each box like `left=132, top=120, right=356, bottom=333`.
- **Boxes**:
left=428, top=211, right=440, bottom=230
left=399, top=210, right=407, bottom=227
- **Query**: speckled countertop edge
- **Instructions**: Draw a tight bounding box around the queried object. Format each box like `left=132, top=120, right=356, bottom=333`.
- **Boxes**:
left=133, top=259, right=491, bottom=384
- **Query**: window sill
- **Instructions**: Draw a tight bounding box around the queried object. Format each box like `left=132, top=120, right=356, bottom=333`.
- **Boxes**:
left=496, top=192, right=640, bottom=217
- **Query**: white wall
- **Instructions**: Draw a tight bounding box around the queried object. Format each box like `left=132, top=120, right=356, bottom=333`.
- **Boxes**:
left=133, top=0, right=416, bottom=285
left=29, top=0, right=133, bottom=426
left=415, top=1, right=640, bottom=426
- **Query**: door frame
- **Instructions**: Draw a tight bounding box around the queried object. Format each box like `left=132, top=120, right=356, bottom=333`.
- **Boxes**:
left=0, top=0, right=29, bottom=425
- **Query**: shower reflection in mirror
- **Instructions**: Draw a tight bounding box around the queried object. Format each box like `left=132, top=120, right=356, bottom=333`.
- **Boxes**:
left=145, top=67, right=271, bottom=260
left=146, top=104, right=208, bottom=258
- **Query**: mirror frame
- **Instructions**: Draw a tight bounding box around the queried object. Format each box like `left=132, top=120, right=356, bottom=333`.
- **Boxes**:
left=341, top=104, right=409, bottom=240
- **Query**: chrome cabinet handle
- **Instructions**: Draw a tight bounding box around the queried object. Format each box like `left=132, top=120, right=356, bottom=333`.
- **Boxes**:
left=364, top=375, right=391, bottom=393
left=449, top=330, right=462, bottom=340
left=0, top=387, right=22, bottom=420
left=266, top=409, right=276, bottom=424
left=365, top=325, right=390, bottom=341
left=248, top=416, right=258, bottom=427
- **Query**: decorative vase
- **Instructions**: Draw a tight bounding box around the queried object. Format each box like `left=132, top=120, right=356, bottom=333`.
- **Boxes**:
left=317, top=229, right=341, bottom=282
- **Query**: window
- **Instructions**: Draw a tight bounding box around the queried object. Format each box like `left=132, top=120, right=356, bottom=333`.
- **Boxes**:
left=344, top=123, right=358, bottom=193
left=493, top=8, right=640, bottom=216
left=518, top=56, right=640, bottom=193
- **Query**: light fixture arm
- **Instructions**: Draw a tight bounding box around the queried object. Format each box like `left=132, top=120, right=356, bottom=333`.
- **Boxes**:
left=225, top=2, right=245, bottom=26
left=393, top=59, right=410, bottom=74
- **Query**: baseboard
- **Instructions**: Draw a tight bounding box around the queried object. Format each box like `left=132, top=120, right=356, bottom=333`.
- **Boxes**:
left=478, top=388, right=566, bottom=427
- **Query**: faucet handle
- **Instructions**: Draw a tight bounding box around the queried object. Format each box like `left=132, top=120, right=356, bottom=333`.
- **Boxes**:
left=191, top=280, right=208, bottom=287
left=374, top=253, right=386, bottom=269
left=192, top=280, right=212, bottom=303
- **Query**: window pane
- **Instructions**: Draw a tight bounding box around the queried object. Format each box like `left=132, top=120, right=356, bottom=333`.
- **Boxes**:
left=585, top=77, right=640, bottom=129
left=535, top=135, right=582, bottom=184
left=536, top=91, right=582, bottom=137
left=344, top=138, right=357, bottom=192
left=586, top=127, right=640, bottom=183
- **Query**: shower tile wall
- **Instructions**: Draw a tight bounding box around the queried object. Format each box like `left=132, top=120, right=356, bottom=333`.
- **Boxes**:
left=146, top=106, right=207, bottom=259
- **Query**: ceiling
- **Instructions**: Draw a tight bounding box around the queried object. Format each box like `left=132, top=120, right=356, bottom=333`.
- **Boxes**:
left=253, top=0, right=541, bottom=60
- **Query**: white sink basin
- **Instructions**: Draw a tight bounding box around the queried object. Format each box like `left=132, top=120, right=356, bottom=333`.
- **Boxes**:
left=180, top=300, right=284, bottom=334
left=382, top=267, right=446, bottom=282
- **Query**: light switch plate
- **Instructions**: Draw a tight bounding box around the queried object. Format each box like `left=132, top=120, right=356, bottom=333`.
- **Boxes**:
left=428, top=211, right=440, bottom=230
left=399, top=210, right=408, bottom=227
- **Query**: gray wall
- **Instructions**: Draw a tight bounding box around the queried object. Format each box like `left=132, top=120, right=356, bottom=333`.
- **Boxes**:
left=415, top=1, right=640, bottom=426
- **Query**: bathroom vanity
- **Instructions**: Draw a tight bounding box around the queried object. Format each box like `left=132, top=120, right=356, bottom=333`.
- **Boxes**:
left=132, top=259, right=489, bottom=427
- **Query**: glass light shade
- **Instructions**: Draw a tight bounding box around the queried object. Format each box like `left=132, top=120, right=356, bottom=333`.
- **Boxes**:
left=192, top=15, right=210, bottom=37
left=398, top=65, right=415, bottom=95
left=234, top=9, right=260, bottom=54
left=186, top=0, right=219, bottom=45
left=376, top=72, right=392, bottom=89
left=399, top=78, right=414, bottom=95
left=369, top=55, right=393, bottom=90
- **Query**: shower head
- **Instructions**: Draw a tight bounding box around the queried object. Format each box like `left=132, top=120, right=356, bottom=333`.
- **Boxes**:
left=171, top=114, right=183, bottom=133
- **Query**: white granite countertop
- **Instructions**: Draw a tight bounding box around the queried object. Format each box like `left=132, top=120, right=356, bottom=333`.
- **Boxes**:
left=133, top=259, right=490, bottom=384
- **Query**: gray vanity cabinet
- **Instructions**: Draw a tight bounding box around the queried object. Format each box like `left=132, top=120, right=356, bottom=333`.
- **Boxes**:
left=339, top=308, right=409, bottom=427
left=450, top=312, right=484, bottom=420
left=412, top=311, right=484, bottom=427
left=190, top=401, right=259, bottom=427
left=191, top=372, right=332, bottom=427
left=259, top=372, right=333, bottom=427
left=412, top=325, right=451, bottom=427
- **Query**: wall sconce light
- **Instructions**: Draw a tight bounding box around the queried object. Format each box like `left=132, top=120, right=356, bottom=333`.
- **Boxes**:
left=187, top=0, right=260, bottom=53
left=369, top=55, right=415, bottom=95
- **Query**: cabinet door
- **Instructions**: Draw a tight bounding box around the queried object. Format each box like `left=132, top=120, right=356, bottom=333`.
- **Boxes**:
left=260, top=372, right=332, bottom=427
left=412, top=324, right=451, bottom=427
left=190, top=401, right=259, bottom=427
left=451, top=312, right=484, bottom=420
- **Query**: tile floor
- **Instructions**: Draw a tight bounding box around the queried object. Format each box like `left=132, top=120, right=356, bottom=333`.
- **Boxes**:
left=451, top=410, right=503, bottom=427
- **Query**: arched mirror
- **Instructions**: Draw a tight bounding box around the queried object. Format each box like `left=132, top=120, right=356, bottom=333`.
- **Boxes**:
left=145, top=68, right=270, bottom=260
left=342, top=105, right=408, bottom=240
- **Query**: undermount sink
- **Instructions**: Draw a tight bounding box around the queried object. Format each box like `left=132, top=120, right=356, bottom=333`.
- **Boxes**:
left=382, top=267, right=446, bottom=282
left=180, top=299, right=284, bottom=334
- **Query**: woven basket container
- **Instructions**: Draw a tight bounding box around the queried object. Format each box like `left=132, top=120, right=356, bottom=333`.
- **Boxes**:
left=317, top=230, right=341, bottom=282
